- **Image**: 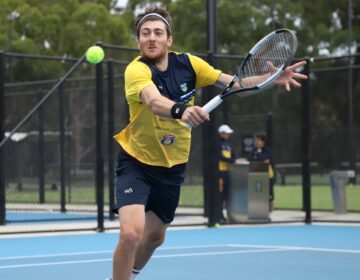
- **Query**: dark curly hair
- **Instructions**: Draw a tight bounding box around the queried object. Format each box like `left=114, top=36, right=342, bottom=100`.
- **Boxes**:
left=135, top=6, right=172, bottom=38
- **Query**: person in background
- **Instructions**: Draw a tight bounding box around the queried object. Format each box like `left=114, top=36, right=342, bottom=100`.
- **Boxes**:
left=218, top=124, right=236, bottom=222
left=249, top=134, right=276, bottom=213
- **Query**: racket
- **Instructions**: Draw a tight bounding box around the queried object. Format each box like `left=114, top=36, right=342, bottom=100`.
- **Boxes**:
left=200, top=28, right=298, bottom=115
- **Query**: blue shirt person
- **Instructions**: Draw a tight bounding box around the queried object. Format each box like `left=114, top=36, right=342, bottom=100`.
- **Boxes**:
left=249, top=134, right=276, bottom=213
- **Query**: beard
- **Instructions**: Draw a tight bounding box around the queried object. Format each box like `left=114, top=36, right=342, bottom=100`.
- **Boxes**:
left=141, top=48, right=168, bottom=65
left=143, top=55, right=162, bottom=64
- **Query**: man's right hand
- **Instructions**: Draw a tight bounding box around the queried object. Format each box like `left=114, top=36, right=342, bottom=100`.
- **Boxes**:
left=182, top=106, right=210, bottom=127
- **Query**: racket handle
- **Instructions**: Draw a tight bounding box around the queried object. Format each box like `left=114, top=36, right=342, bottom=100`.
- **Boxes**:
left=184, top=95, right=223, bottom=128
left=202, top=95, right=223, bottom=113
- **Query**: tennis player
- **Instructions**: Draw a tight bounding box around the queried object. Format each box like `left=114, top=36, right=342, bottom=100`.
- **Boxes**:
left=109, top=6, right=307, bottom=280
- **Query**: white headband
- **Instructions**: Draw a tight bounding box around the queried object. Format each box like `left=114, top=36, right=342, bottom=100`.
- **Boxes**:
left=137, top=13, right=172, bottom=34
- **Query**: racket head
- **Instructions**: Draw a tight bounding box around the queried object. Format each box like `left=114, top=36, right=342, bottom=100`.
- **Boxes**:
left=225, top=29, right=297, bottom=97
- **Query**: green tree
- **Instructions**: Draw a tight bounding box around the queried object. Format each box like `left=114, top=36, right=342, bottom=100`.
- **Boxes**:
left=0, top=0, right=132, bottom=57
left=124, top=0, right=359, bottom=167
left=124, top=0, right=359, bottom=57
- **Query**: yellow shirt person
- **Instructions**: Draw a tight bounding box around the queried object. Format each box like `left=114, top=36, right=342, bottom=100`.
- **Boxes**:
left=114, top=52, right=221, bottom=167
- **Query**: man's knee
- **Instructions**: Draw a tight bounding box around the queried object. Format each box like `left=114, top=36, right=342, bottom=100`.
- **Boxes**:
left=117, top=204, right=146, bottom=250
left=144, top=232, right=166, bottom=248
left=120, top=228, right=143, bottom=250
left=151, top=235, right=165, bottom=248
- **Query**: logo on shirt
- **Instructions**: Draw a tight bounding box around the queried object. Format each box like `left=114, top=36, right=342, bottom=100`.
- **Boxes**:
left=161, top=133, right=175, bottom=145
left=180, top=83, right=188, bottom=93
left=124, top=188, right=133, bottom=194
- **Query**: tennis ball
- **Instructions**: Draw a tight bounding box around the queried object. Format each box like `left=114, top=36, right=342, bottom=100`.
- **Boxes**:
left=214, top=223, right=221, bottom=228
left=86, top=46, right=105, bottom=64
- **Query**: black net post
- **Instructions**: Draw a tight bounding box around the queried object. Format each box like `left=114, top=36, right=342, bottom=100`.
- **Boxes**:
left=38, top=91, right=45, bottom=204
left=59, top=85, right=67, bottom=209
left=107, top=59, right=115, bottom=221
left=95, top=54, right=105, bottom=232
left=0, top=51, right=5, bottom=225
left=301, top=58, right=311, bottom=224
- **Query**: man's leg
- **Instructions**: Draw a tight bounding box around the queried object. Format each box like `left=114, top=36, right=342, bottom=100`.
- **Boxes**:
left=113, top=204, right=145, bottom=280
left=218, top=176, right=225, bottom=221
left=133, top=211, right=168, bottom=270
left=269, top=178, right=275, bottom=213
left=223, top=172, right=230, bottom=221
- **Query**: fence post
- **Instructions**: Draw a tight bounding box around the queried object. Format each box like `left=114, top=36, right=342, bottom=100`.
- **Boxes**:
left=203, top=51, right=221, bottom=226
left=38, top=91, right=45, bottom=204
left=95, top=56, right=105, bottom=232
left=301, top=58, right=311, bottom=224
left=0, top=51, right=6, bottom=225
left=266, top=112, right=273, bottom=149
left=107, top=59, right=115, bottom=221
left=59, top=85, right=67, bottom=209
left=347, top=0, right=356, bottom=184
left=222, top=99, right=229, bottom=125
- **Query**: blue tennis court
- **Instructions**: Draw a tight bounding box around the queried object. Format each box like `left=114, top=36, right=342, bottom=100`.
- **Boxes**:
left=6, top=212, right=98, bottom=223
left=0, top=225, right=359, bottom=280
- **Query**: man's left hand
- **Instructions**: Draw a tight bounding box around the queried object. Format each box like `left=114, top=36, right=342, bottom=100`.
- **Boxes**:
left=274, top=60, right=308, bottom=92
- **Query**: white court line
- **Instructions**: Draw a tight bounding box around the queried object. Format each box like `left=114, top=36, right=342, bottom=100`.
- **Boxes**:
left=0, top=250, right=113, bottom=261
left=0, top=258, right=112, bottom=269
left=0, top=244, right=360, bottom=269
left=227, top=244, right=360, bottom=254
left=0, top=244, right=228, bottom=261
left=153, top=248, right=292, bottom=258
left=159, top=244, right=229, bottom=250
left=0, top=248, right=290, bottom=269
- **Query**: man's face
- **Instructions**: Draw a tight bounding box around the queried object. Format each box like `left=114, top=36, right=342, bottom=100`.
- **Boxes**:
left=255, top=138, right=265, bottom=149
left=220, top=132, right=231, bottom=140
left=137, top=20, right=173, bottom=61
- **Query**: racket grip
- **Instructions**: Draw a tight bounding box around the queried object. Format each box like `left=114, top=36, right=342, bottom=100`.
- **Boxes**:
left=184, top=95, right=223, bottom=128
left=202, top=95, right=223, bottom=113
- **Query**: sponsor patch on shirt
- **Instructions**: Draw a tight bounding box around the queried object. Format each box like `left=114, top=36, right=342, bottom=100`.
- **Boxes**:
left=180, top=83, right=188, bottom=93
left=161, top=133, right=175, bottom=145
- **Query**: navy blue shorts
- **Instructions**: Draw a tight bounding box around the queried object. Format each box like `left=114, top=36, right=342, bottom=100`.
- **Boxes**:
left=111, top=148, right=186, bottom=224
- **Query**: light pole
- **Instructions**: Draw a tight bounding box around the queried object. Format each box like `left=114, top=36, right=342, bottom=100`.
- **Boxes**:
left=7, top=11, right=20, bottom=82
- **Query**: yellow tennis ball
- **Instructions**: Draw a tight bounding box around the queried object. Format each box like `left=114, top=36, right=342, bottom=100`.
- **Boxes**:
left=86, top=46, right=105, bottom=64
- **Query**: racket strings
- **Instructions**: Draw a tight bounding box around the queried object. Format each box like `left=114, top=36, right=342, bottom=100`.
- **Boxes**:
left=240, top=31, right=296, bottom=88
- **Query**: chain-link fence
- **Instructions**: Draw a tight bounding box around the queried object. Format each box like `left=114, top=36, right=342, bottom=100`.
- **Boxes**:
left=1, top=52, right=105, bottom=233
left=309, top=55, right=359, bottom=221
left=0, top=47, right=359, bottom=234
left=0, top=46, right=208, bottom=234
left=212, top=53, right=359, bottom=223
